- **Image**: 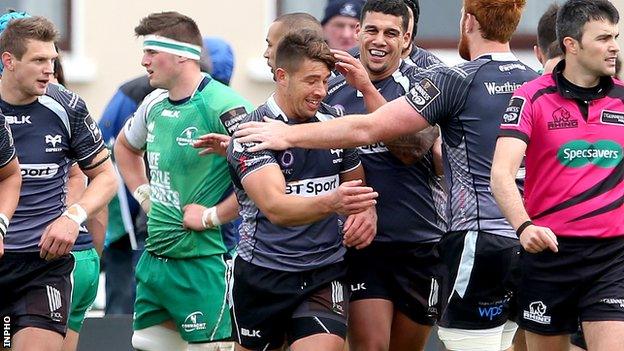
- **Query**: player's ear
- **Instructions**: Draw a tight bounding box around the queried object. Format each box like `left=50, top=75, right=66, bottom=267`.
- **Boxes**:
left=2, top=52, right=14, bottom=71
left=275, top=67, right=287, bottom=85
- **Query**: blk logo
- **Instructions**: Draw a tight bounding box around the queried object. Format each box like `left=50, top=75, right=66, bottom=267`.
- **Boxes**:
left=241, top=328, right=261, bottom=338
left=350, top=283, right=366, bottom=292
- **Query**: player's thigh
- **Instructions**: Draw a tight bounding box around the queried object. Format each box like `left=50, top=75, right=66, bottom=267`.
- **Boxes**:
left=388, top=311, right=433, bottom=351
left=583, top=321, right=624, bottom=351
left=67, top=248, right=100, bottom=332
left=348, top=299, right=394, bottom=351
left=164, top=255, right=231, bottom=343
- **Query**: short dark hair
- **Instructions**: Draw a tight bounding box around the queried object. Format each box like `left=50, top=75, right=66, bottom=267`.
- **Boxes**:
left=275, top=30, right=335, bottom=73
left=403, top=0, right=420, bottom=37
left=275, top=12, right=324, bottom=38
left=134, top=11, right=202, bottom=48
left=53, top=45, right=65, bottom=86
left=545, top=41, right=563, bottom=60
left=537, top=4, right=559, bottom=55
left=0, top=16, right=58, bottom=60
left=557, top=0, right=619, bottom=53
left=361, top=0, right=410, bottom=33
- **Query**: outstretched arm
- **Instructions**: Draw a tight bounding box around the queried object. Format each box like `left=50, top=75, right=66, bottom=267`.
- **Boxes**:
left=235, top=97, right=430, bottom=152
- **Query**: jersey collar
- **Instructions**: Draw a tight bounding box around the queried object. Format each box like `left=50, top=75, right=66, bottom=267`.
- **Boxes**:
left=553, top=59, right=614, bottom=100
left=266, top=94, right=289, bottom=122
left=475, top=52, right=518, bottom=61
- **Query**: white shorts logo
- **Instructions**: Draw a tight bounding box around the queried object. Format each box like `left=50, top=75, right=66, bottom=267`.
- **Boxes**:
left=182, top=311, right=207, bottom=332
left=523, top=301, right=551, bottom=325
left=46, top=285, right=63, bottom=322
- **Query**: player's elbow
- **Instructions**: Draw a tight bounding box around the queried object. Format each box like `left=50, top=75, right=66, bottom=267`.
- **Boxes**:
left=490, top=165, right=511, bottom=198
left=263, top=207, right=295, bottom=227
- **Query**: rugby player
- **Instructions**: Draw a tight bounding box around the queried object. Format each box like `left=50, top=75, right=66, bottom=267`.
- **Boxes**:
left=323, top=1, right=446, bottom=350
left=234, top=1, right=536, bottom=350
left=0, top=111, right=21, bottom=259
left=227, top=30, right=377, bottom=351
left=114, top=11, right=253, bottom=351
left=0, top=16, right=116, bottom=351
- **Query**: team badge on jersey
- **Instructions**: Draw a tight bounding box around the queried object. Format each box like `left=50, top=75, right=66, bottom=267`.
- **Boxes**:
left=501, top=96, right=525, bottom=126
left=408, top=78, right=440, bottom=112
left=601, top=110, right=624, bottom=126
left=220, top=107, right=248, bottom=136
left=83, top=115, right=102, bottom=143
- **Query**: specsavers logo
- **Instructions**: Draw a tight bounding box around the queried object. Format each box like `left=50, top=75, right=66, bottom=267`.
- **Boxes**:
left=557, top=140, right=622, bottom=168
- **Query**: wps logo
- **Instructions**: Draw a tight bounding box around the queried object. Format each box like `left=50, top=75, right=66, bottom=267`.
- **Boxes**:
left=557, top=140, right=622, bottom=168
left=478, top=305, right=503, bottom=320
left=181, top=311, right=207, bottom=332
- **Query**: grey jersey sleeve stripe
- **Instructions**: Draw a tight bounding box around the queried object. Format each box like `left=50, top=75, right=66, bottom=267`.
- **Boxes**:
left=39, top=95, right=71, bottom=137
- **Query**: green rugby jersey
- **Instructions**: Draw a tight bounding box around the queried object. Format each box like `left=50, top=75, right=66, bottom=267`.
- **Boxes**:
left=123, top=75, right=252, bottom=258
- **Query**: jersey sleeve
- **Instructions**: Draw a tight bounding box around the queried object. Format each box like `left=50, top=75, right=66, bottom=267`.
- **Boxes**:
left=404, top=67, right=470, bottom=125
left=227, top=112, right=278, bottom=183
left=0, top=114, right=16, bottom=167
left=340, top=148, right=361, bottom=174
left=68, top=96, right=106, bottom=168
left=215, top=91, right=255, bottom=136
left=122, top=89, right=166, bottom=150
left=498, top=87, right=534, bottom=143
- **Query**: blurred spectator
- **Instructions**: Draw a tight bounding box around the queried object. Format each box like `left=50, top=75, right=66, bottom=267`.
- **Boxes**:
left=322, top=0, right=364, bottom=51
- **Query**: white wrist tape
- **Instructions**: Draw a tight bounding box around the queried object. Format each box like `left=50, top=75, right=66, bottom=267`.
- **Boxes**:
left=201, top=207, right=222, bottom=229
left=63, top=204, right=88, bottom=225
left=0, top=213, right=8, bottom=239
left=133, top=184, right=151, bottom=205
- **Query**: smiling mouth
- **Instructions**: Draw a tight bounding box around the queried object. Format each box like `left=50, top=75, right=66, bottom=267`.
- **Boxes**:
left=305, top=98, right=320, bottom=109
left=369, top=49, right=387, bottom=58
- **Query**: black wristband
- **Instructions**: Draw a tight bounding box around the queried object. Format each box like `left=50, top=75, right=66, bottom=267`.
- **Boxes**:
left=516, top=220, right=533, bottom=237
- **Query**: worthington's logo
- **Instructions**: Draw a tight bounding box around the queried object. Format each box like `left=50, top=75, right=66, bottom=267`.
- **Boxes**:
left=557, top=140, right=622, bottom=168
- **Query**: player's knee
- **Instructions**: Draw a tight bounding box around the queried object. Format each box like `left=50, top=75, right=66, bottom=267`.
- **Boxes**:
left=438, top=322, right=517, bottom=351
left=131, top=325, right=188, bottom=351
left=187, top=341, right=235, bottom=351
